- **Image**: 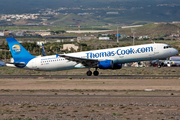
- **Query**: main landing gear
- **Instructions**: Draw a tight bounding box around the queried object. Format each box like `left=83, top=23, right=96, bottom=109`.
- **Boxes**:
left=157, top=59, right=161, bottom=68
left=86, top=68, right=99, bottom=76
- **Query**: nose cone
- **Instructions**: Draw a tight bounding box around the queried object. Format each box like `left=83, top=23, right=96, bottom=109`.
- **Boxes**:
left=173, top=48, right=178, bottom=55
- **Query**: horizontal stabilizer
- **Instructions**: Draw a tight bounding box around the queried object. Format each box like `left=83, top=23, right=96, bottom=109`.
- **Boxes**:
left=6, top=62, right=25, bottom=66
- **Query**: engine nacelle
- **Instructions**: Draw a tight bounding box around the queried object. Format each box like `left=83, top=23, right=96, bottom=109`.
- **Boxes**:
left=112, top=64, right=122, bottom=69
left=98, top=60, right=113, bottom=69
left=98, top=60, right=122, bottom=69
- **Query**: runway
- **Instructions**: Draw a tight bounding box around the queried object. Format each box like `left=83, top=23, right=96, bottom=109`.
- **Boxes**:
left=1, top=92, right=180, bottom=119
left=0, top=75, right=180, bottom=119
left=0, top=75, right=180, bottom=79
left=0, top=94, right=179, bottom=98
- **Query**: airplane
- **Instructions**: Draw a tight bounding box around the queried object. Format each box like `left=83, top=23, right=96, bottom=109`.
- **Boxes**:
left=5, top=37, right=178, bottom=76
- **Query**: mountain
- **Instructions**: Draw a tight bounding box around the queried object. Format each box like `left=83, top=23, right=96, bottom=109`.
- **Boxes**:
left=50, top=14, right=106, bottom=26
left=115, top=23, right=180, bottom=37
left=0, top=0, right=180, bottom=26
left=0, top=0, right=180, bottom=14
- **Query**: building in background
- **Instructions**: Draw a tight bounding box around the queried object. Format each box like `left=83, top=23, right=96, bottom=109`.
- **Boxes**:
left=0, top=32, right=5, bottom=36
left=63, top=44, right=79, bottom=51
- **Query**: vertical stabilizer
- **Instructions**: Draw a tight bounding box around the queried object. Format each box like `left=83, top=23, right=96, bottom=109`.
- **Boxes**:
left=42, top=43, right=46, bottom=56
left=6, top=37, right=35, bottom=63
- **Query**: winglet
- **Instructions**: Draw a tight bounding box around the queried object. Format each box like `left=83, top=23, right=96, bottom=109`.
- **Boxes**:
left=55, top=54, right=60, bottom=58
left=42, top=43, right=46, bottom=56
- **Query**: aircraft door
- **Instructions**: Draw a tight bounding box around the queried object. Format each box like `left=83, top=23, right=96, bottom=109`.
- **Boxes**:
left=154, top=45, right=159, bottom=56
left=149, top=45, right=159, bottom=59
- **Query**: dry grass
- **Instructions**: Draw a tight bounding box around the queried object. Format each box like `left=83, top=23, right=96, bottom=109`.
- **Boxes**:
left=0, top=67, right=180, bottom=76
left=0, top=78, right=180, bottom=91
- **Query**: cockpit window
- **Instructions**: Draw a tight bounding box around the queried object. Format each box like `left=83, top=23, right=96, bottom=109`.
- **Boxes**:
left=164, top=46, right=171, bottom=49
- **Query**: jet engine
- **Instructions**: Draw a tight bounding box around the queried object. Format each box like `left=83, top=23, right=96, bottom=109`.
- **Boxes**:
left=98, top=60, right=122, bottom=69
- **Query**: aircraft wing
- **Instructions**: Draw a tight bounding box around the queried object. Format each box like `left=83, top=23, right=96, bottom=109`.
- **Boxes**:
left=59, top=54, right=98, bottom=67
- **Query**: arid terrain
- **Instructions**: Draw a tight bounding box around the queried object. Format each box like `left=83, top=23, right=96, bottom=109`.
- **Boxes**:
left=0, top=77, right=180, bottom=120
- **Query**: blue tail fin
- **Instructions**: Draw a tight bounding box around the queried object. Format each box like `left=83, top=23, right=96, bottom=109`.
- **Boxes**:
left=6, top=37, right=35, bottom=63
left=42, top=43, right=46, bottom=56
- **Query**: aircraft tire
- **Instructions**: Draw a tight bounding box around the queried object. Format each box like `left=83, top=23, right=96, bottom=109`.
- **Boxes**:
left=158, top=64, right=161, bottom=68
left=86, top=71, right=92, bottom=76
left=93, top=71, right=99, bottom=76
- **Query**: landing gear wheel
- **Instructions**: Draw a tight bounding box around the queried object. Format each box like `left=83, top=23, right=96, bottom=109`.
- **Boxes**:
left=158, top=64, right=161, bottom=68
left=156, top=59, right=161, bottom=68
left=93, top=71, right=99, bottom=76
left=86, top=71, right=92, bottom=76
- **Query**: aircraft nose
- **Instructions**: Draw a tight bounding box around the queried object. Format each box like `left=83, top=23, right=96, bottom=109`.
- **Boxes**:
left=174, top=48, right=178, bottom=55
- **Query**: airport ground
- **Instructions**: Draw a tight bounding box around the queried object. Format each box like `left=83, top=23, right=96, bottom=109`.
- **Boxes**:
left=0, top=67, right=180, bottom=119
left=1, top=66, right=180, bottom=76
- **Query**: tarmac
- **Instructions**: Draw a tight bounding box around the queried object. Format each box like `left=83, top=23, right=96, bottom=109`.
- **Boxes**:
left=0, top=75, right=179, bottom=79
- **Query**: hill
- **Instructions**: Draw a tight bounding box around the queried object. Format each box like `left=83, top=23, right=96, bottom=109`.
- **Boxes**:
left=0, top=0, right=180, bottom=26
left=51, top=14, right=106, bottom=27
left=114, top=23, right=180, bottom=37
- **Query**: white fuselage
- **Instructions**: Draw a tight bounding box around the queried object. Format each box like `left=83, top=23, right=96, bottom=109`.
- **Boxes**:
left=18, top=43, right=178, bottom=71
